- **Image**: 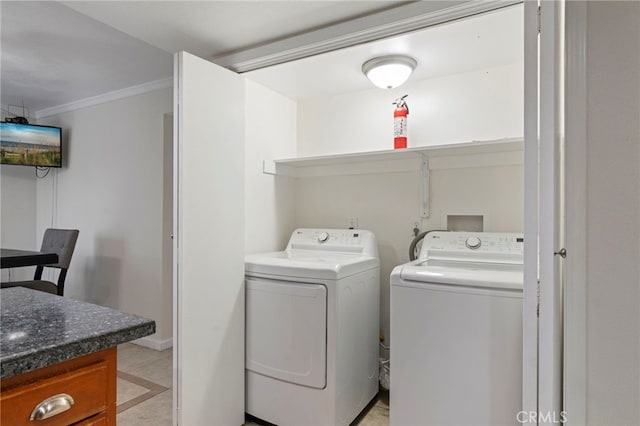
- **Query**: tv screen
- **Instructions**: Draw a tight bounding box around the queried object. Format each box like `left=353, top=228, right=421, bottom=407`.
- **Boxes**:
left=0, top=122, right=62, bottom=168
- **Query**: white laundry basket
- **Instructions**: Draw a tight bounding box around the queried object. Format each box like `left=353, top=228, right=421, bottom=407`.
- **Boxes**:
left=379, top=358, right=390, bottom=390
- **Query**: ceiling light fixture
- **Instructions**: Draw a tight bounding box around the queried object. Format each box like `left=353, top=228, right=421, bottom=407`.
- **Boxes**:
left=362, top=55, right=417, bottom=89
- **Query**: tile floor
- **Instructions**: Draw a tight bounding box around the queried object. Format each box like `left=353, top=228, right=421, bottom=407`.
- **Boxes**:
left=116, top=343, right=172, bottom=425
left=116, top=343, right=389, bottom=425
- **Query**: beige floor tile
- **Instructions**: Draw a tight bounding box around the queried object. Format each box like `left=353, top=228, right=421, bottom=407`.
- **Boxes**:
left=117, top=376, right=149, bottom=405
left=124, top=354, right=173, bottom=388
left=117, top=389, right=173, bottom=426
left=117, top=343, right=389, bottom=426
left=117, top=342, right=171, bottom=373
left=117, top=342, right=173, bottom=425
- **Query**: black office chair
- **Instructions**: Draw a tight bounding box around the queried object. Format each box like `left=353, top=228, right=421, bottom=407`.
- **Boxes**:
left=1, top=228, right=79, bottom=296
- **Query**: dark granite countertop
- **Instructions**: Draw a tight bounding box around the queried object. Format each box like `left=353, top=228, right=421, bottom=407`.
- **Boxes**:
left=1, top=287, right=156, bottom=379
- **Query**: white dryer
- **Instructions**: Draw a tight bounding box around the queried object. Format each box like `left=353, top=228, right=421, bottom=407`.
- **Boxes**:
left=390, top=231, right=524, bottom=426
left=245, top=228, right=380, bottom=426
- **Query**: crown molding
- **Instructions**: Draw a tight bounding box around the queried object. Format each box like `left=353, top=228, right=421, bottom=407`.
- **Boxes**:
left=35, top=77, right=172, bottom=119
left=215, top=0, right=521, bottom=73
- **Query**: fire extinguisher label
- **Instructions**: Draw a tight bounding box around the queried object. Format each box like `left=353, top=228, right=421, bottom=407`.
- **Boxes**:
left=394, top=116, right=407, bottom=137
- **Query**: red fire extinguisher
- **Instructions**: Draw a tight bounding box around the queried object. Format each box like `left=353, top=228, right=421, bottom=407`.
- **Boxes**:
left=393, top=95, right=409, bottom=149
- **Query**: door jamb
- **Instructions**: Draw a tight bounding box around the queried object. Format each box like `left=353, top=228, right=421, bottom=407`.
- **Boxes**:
left=563, top=2, right=588, bottom=424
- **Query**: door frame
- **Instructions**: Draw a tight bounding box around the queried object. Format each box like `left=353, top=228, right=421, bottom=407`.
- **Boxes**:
left=563, top=1, right=588, bottom=424
left=537, top=1, right=564, bottom=422
left=522, top=0, right=539, bottom=418
left=171, top=1, right=588, bottom=423
left=525, top=1, right=589, bottom=423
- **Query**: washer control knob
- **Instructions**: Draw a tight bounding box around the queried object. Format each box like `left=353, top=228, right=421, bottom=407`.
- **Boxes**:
left=318, top=232, right=330, bottom=243
left=465, top=236, right=482, bottom=250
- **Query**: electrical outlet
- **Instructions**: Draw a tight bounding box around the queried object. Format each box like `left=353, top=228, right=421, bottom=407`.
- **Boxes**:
left=347, top=217, right=358, bottom=229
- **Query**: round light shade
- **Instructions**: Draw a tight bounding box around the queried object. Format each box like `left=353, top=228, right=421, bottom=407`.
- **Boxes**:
left=362, top=55, right=417, bottom=89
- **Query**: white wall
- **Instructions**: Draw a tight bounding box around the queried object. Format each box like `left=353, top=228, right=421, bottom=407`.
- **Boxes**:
left=245, top=80, right=297, bottom=254
left=243, top=50, right=523, bottom=354
left=295, top=163, right=523, bottom=352
left=36, top=87, right=173, bottom=346
left=584, top=2, right=640, bottom=424
left=297, top=63, right=523, bottom=157
left=1, top=108, right=38, bottom=281
left=293, top=60, right=523, bottom=349
left=0, top=166, right=37, bottom=281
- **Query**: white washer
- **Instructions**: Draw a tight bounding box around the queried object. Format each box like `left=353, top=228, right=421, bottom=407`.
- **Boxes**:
left=245, top=228, right=380, bottom=426
left=390, top=231, right=524, bottom=426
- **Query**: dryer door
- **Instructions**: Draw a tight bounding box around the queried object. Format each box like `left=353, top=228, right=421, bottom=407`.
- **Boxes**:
left=246, top=277, right=327, bottom=389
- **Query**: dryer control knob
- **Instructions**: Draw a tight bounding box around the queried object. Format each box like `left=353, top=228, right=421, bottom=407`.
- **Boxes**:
left=465, top=236, right=482, bottom=250
left=318, top=232, right=330, bottom=243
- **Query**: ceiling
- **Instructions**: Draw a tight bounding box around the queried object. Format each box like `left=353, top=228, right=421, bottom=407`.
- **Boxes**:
left=1, top=1, right=173, bottom=114
left=62, top=0, right=411, bottom=63
left=247, top=4, right=523, bottom=100
left=0, top=1, right=522, bottom=115
left=0, top=0, right=410, bottom=114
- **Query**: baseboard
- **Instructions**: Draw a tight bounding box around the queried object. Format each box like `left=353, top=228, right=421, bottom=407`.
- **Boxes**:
left=131, top=336, right=173, bottom=351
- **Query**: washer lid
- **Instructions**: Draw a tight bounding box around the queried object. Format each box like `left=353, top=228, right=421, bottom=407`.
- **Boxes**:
left=395, top=259, right=523, bottom=290
left=245, top=250, right=379, bottom=280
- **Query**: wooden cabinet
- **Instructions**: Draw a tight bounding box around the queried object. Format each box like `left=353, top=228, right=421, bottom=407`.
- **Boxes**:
left=73, top=413, right=107, bottom=426
left=0, top=347, right=116, bottom=426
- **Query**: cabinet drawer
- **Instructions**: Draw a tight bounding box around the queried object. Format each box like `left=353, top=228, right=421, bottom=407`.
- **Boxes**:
left=0, top=361, right=108, bottom=426
left=72, top=413, right=107, bottom=426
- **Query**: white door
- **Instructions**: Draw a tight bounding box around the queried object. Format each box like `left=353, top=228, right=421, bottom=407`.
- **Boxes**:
left=523, top=1, right=564, bottom=424
left=173, top=51, right=245, bottom=425
left=246, top=278, right=327, bottom=388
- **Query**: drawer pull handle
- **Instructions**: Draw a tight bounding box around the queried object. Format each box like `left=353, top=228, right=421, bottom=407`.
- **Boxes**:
left=29, top=393, right=75, bottom=421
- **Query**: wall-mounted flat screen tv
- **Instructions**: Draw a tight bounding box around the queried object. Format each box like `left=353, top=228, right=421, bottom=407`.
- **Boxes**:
left=0, top=122, right=62, bottom=168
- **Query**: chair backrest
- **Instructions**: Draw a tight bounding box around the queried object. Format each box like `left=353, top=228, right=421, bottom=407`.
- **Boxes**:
left=34, top=229, right=79, bottom=293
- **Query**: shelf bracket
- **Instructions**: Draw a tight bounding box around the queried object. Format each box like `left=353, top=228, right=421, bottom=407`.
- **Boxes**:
left=262, top=160, right=296, bottom=177
left=263, top=159, right=277, bottom=175
left=421, top=154, right=430, bottom=218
